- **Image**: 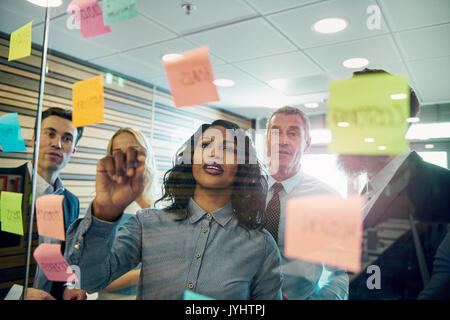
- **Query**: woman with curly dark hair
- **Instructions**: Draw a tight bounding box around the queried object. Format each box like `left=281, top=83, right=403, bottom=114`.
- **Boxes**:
left=65, top=119, right=283, bottom=300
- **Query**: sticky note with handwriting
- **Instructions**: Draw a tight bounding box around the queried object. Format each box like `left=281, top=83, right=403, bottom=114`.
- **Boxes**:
left=0, top=112, right=27, bottom=152
left=0, top=191, right=24, bottom=236
left=163, top=46, right=219, bottom=107
left=327, top=73, right=409, bottom=155
left=285, top=195, right=364, bottom=273
left=72, top=75, right=104, bottom=127
left=33, top=243, right=78, bottom=282
left=68, top=0, right=112, bottom=39
left=8, top=21, right=32, bottom=61
left=36, top=194, right=65, bottom=241
left=102, top=0, right=138, bottom=25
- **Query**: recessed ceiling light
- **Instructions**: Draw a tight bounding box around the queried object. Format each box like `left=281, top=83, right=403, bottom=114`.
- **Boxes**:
left=304, top=102, right=319, bottom=109
left=425, top=144, right=434, bottom=149
left=162, top=53, right=182, bottom=62
left=343, top=58, right=369, bottom=69
left=313, top=17, right=348, bottom=34
left=213, top=79, right=235, bottom=87
left=267, top=78, right=288, bottom=91
left=406, top=117, right=420, bottom=123
left=390, top=93, right=408, bottom=100
left=337, top=122, right=350, bottom=127
left=27, top=0, right=62, bottom=7
left=364, top=137, right=375, bottom=143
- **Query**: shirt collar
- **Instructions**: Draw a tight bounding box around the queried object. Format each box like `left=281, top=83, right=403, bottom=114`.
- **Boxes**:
left=368, top=151, right=411, bottom=193
left=267, top=169, right=304, bottom=194
left=36, top=173, right=65, bottom=197
left=188, top=198, right=234, bottom=227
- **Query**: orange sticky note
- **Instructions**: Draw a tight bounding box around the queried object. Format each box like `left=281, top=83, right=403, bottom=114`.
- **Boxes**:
left=72, top=75, right=104, bottom=127
left=33, top=243, right=78, bottom=282
left=36, top=194, right=65, bottom=241
left=285, top=195, right=364, bottom=273
left=163, top=46, right=219, bottom=107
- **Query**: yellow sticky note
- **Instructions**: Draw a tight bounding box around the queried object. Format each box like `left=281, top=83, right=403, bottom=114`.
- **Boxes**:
left=327, top=73, right=410, bottom=155
left=8, top=22, right=32, bottom=61
left=72, top=75, right=104, bottom=127
left=0, top=191, right=24, bottom=236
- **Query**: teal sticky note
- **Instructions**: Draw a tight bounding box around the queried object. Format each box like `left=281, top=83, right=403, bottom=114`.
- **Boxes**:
left=0, top=113, right=27, bottom=152
left=102, top=0, right=138, bottom=25
left=183, top=290, right=215, bottom=300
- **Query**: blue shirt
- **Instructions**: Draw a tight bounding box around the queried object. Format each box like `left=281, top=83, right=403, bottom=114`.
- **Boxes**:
left=65, top=198, right=283, bottom=300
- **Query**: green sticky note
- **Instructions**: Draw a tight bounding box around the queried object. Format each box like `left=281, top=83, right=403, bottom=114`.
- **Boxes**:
left=8, top=21, right=32, bottom=61
left=1, top=191, right=24, bottom=236
left=102, top=0, right=138, bottom=25
left=327, top=73, right=410, bottom=155
left=183, top=290, right=215, bottom=300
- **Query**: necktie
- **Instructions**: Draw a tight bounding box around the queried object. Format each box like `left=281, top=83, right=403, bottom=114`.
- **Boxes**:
left=266, top=182, right=284, bottom=243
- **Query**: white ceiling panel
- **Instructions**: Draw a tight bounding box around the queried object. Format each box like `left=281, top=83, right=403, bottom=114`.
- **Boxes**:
left=137, top=0, right=258, bottom=35
left=395, top=24, right=450, bottom=61
left=305, top=35, right=403, bottom=72
left=267, top=0, right=388, bottom=49
left=92, top=54, right=164, bottom=83
left=235, top=51, right=323, bottom=81
left=187, top=18, right=297, bottom=62
left=211, top=64, right=259, bottom=86
left=407, top=56, right=450, bottom=103
left=123, top=38, right=225, bottom=74
left=379, top=0, right=450, bottom=31
left=244, top=0, right=322, bottom=14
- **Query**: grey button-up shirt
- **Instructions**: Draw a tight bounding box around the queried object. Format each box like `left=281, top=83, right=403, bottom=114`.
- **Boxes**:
left=65, top=198, right=283, bottom=300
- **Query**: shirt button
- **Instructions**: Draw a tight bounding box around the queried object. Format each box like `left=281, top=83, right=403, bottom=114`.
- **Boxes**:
left=74, top=243, right=80, bottom=249
left=85, top=219, right=90, bottom=227
left=203, top=228, right=208, bottom=233
left=188, top=282, right=194, bottom=289
left=195, top=253, right=201, bottom=259
left=206, top=213, right=211, bottom=219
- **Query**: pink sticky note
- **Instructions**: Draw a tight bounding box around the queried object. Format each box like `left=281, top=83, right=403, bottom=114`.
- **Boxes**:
left=33, top=243, right=78, bottom=282
left=163, top=46, right=219, bottom=107
left=36, top=194, right=65, bottom=241
left=285, top=195, right=364, bottom=273
left=68, top=0, right=112, bottom=39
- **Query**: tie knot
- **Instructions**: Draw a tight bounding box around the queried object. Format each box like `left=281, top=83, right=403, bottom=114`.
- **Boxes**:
left=271, top=182, right=284, bottom=195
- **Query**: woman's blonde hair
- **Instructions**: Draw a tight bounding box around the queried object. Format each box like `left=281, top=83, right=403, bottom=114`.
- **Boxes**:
left=106, top=127, right=158, bottom=207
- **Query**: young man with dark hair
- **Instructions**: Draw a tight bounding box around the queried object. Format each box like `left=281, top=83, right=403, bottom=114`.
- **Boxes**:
left=25, top=107, right=86, bottom=300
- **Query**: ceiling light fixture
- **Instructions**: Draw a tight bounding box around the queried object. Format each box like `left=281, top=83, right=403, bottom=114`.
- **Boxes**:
left=27, top=0, right=62, bottom=7
left=406, top=117, right=420, bottom=123
left=213, top=79, right=235, bottom=87
left=390, top=93, right=408, bottom=100
left=313, top=17, right=348, bottom=34
left=304, top=102, right=319, bottom=109
left=162, top=53, right=182, bottom=62
left=425, top=144, right=434, bottom=149
left=343, top=58, right=369, bottom=69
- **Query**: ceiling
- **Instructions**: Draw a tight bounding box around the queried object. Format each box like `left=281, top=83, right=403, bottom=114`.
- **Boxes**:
left=1, top=0, right=449, bottom=120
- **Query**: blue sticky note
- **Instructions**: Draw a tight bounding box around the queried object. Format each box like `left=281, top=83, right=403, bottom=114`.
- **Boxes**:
left=183, top=290, right=215, bottom=300
left=0, top=113, right=27, bottom=152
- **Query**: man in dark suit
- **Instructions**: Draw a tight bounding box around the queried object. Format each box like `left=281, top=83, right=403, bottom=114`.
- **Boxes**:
left=338, top=68, right=450, bottom=299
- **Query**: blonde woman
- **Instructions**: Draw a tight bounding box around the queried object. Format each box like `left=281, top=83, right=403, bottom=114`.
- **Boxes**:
left=98, top=127, right=158, bottom=300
